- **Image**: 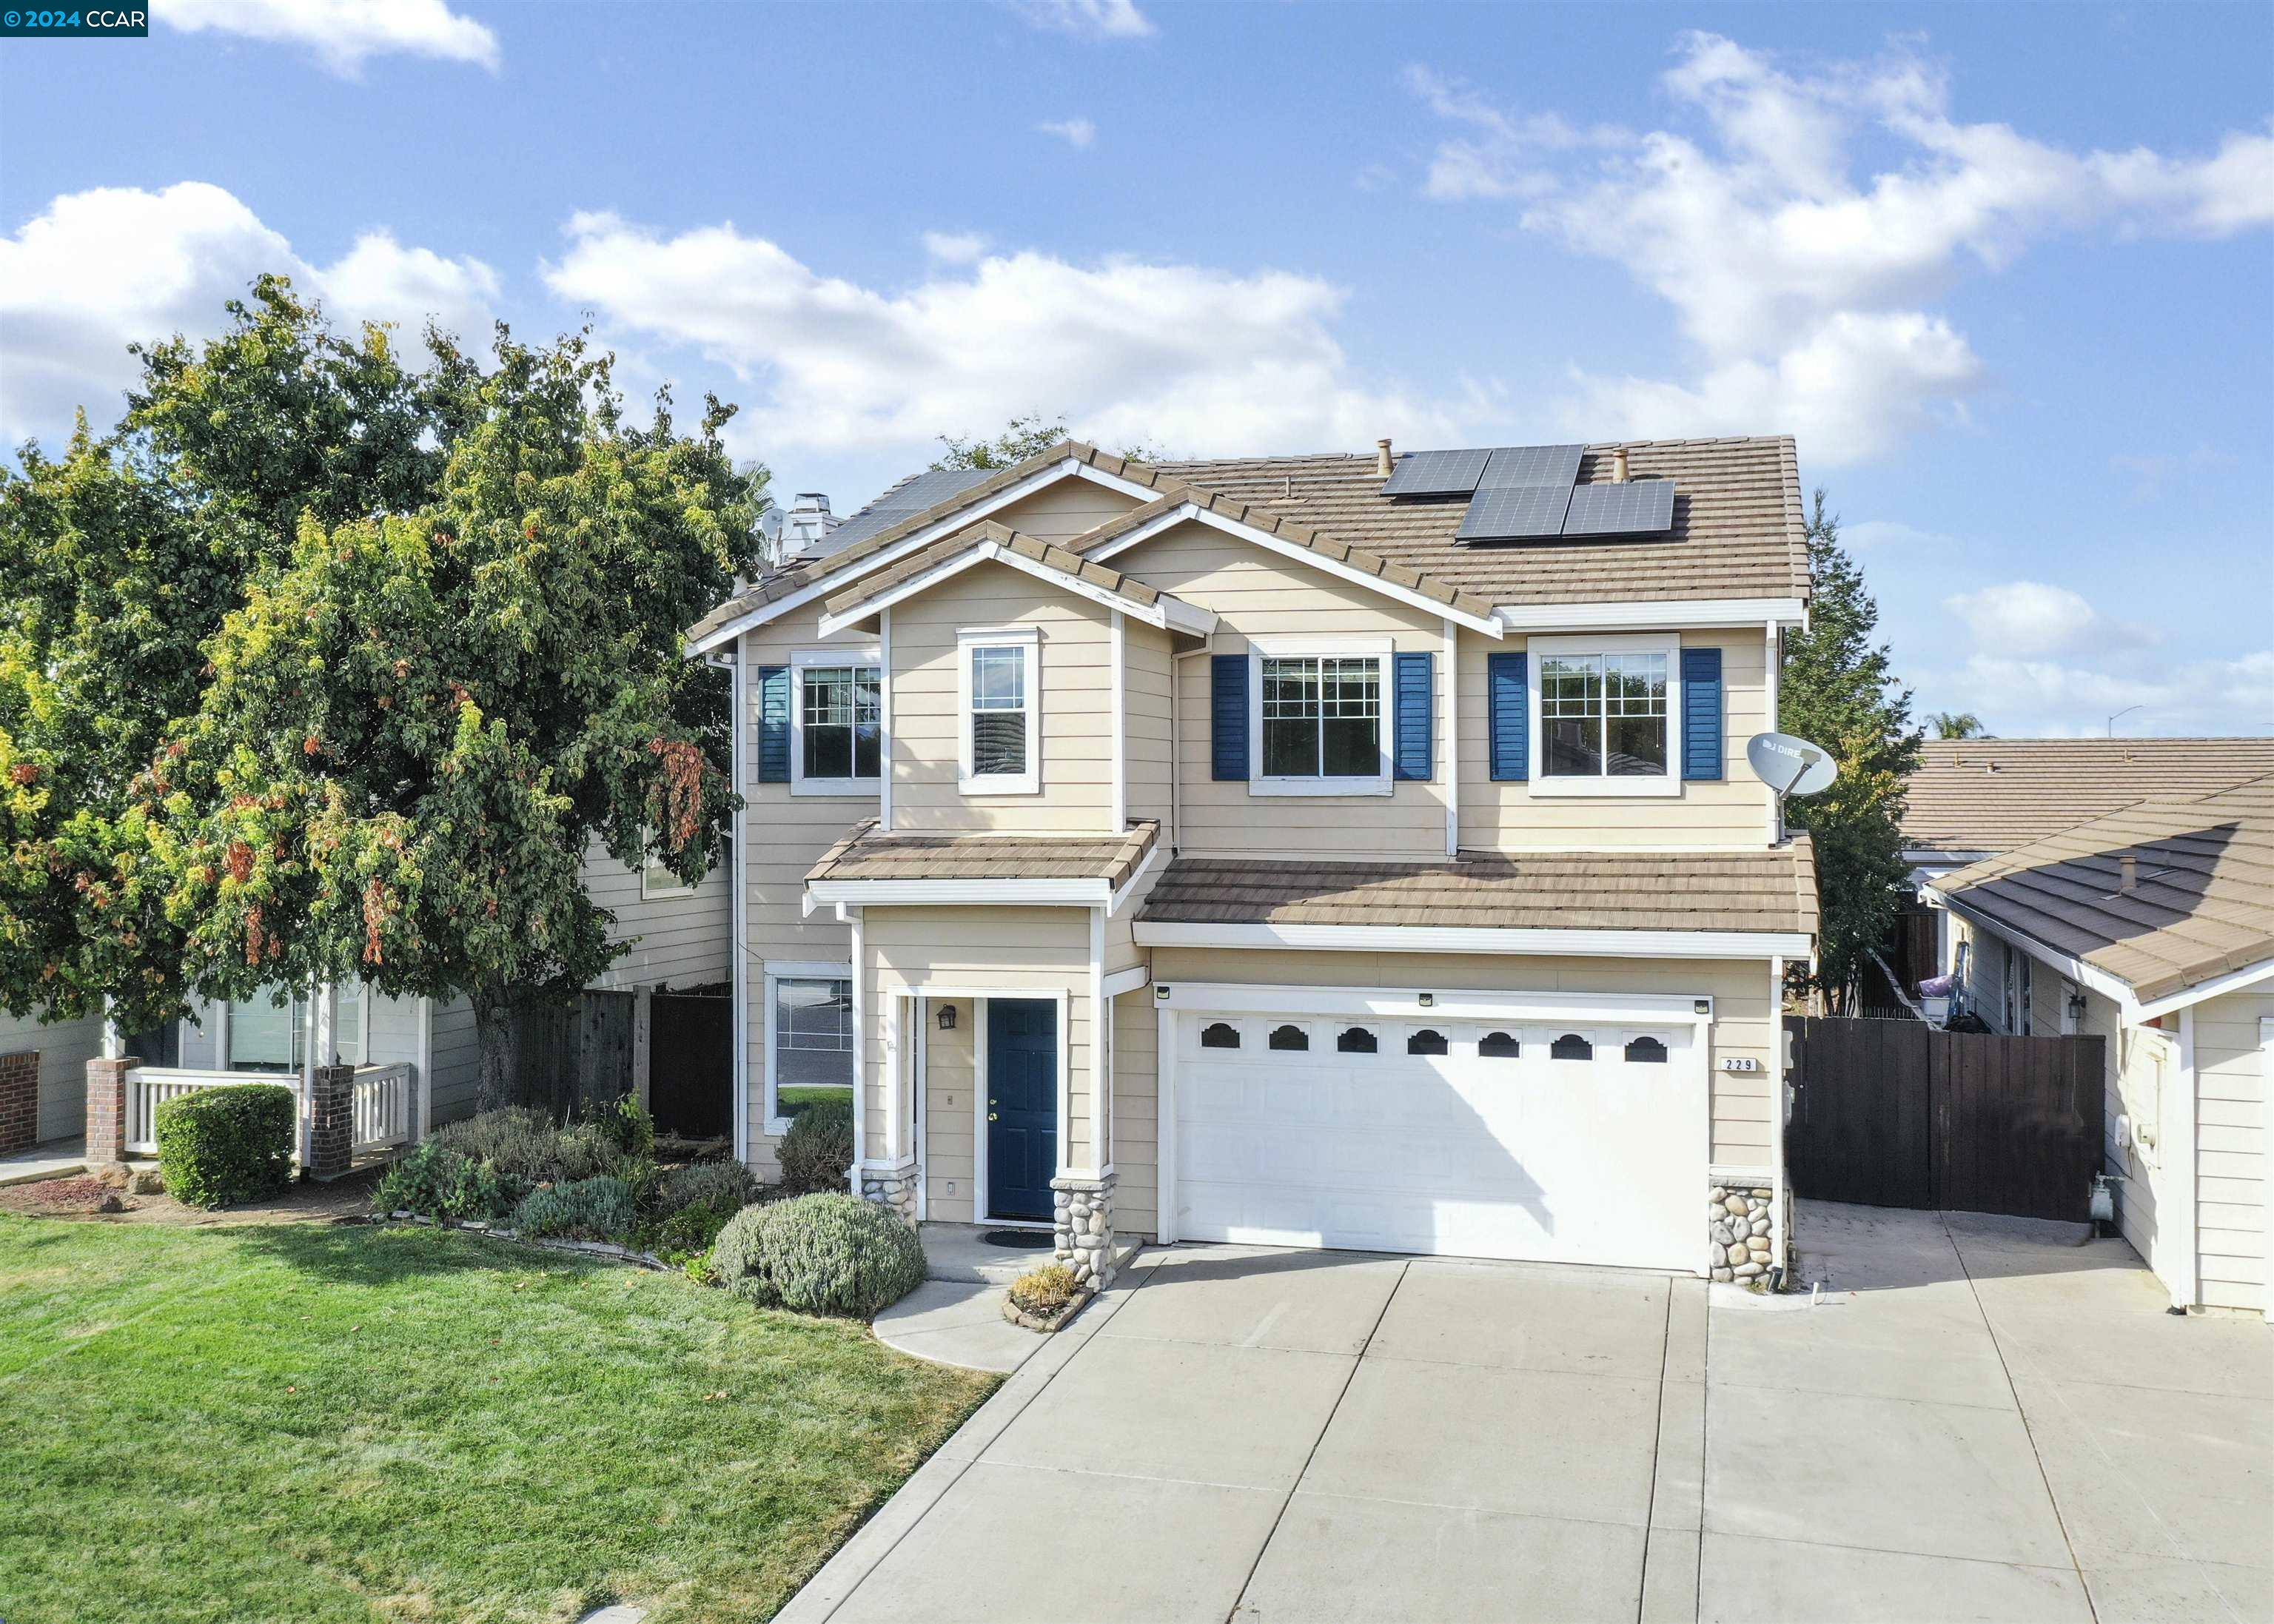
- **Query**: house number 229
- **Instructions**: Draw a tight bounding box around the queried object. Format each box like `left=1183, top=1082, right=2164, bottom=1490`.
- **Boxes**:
left=1720, top=1057, right=1762, bottom=1073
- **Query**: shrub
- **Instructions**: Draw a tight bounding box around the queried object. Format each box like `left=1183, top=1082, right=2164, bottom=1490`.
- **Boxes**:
left=1007, top=1263, right=1079, bottom=1316
left=511, top=1175, right=637, bottom=1241
left=777, top=1096, right=854, bottom=1196
left=554, top=1120, right=627, bottom=1183
left=711, top=1192, right=925, bottom=1318
left=373, top=1139, right=523, bottom=1223
left=660, top=1158, right=759, bottom=1214
left=645, top=1195, right=738, bottom=1263
left=593, top=1094, right=656, bottom=1160
left=152, top=1084, right=296, bottom=1209
left=435, top=1108, right=570, bottom=1187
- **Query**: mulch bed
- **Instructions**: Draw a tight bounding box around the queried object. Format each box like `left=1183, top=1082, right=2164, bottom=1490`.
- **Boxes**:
left=0, top=1166, right=383, bottom=1226
left=0, top=1176, right=129, bottom=1215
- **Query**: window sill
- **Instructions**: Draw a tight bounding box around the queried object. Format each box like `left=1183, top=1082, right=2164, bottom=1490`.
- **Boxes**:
left=1250, top=776, right=1395, bottom=798
left=1526, top=776, right=1682, bottom=798
left=791, top=780, right=882, bottom=798
left=959, top=774, right=1040, bottom=796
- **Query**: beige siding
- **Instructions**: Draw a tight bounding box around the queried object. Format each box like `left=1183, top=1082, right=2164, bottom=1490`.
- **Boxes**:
left=580, top=836, right=732, bottom=992
left=989, top=478, right=1144, bottom=543
left=1147, top=947, right=1778, bottom=1165
left=0, top=1005, right=103, bottom=1144
left=1124, top=618, right=1174, bottom=829
left=888, top=560, right=1116, bottom=833
left=922, top=1014, right=979, bottom=1223
left=1112, top=988, right=1159, bottom=1235
left=2193, top=988, right=2269, bottom=1312
left=1458, top=629, right=1775, bottom=850
left=1117, top=519, right=1450, bottom=859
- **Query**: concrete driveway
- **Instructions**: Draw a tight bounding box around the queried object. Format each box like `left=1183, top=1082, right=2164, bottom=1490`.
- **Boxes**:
left=780, top=1204, right=2270, bottom=1624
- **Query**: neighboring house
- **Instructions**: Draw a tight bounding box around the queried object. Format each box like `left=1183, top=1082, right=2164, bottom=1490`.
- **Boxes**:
left=684, top=436, right=1820, bottom=1286
left=1924, top=774, right=2274, bottom=1318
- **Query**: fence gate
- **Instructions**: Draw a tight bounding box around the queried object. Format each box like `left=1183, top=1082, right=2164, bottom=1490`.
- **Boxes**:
left=512, top=990, right=637, bottom=1119
left=1785, top=1016, right=2105, bottom=1222
left=648, top=992, right=732, bottom=1141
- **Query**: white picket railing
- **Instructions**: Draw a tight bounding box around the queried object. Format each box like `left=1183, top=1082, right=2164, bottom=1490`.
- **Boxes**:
left=124, top=1069, right=293, bottom=1155
left=353, top=1063, right=414, bottom=1154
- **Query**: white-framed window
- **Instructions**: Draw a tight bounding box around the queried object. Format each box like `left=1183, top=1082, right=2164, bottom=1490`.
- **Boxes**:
left=227, top=982, right=366, bottom=1071
left=958, top=625, right=1039, bottom=795
left=791, top=648, right=882, bottom=797
left=763, top=961, right=855, bottom=1132
left=1248, top=634, right=1392, bottom=796
left=1528, top=633, right=1680, bottom=796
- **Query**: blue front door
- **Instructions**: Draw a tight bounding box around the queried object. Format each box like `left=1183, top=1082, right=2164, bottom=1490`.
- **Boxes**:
left=987, top=999, right=1057, bottom=1221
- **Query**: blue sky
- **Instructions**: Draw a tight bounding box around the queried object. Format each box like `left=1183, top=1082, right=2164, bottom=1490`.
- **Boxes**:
left=4, top=0, right=2269, bottom=737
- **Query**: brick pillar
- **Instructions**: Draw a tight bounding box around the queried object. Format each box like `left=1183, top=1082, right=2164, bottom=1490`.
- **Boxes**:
left=309, top=1064, right=356, bottom=1181
left=84, top=1056, right=137, bottom=1166
left=0, top=1050, right=39, bottom=1152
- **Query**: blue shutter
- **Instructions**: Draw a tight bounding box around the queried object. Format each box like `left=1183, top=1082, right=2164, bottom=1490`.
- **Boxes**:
left=757, top=665, right=791, bottom=784
left=1393, top=652, right=1433, bottom=781
left=1210, top=654, right=1248, bottom=781
left=1488, top=652, right=1529, bottom=781
left=1681, top=647, right=1723, bottom=781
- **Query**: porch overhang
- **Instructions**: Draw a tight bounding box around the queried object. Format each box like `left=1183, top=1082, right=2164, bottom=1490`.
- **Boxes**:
left=804, top=820, right=1161, bottom=916
left=1132, top=920, right=1814, bottom=960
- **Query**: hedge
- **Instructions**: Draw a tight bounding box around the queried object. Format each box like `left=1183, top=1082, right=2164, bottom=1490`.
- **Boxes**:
left=152, top=1084, right=297, bottom=1209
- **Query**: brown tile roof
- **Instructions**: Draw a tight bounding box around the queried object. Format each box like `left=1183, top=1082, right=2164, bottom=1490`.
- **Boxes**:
left=1902, top=738, right=2274, bottom=859
left=687, top=434, right=1808, bottom=646
left=822, top=521, right=1166, bottom=620
left=806, top=819, right=1160, bottom=890
left=1137, top=839, right=1819, bottom=938
left=1932, top=774, right=2274, bottom=1004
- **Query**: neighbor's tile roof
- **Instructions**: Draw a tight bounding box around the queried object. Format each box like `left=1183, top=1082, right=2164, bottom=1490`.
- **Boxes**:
left=1931, top=774, right=2274, bottom=1004
left=806, top=819, right=1159, bottom=890
left=822, top=521, right=1165, bottom=620
left=1138, top=839, right=1819, bottom=938
left=688, top=434, right=1808, bottom=646
left=1902, top=738, right=2274, bottom=859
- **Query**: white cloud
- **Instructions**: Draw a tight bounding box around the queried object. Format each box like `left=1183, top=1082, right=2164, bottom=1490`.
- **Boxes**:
left=1409, top=33, right=2274, bottom=463
left=922, top=230, right=990, bottom=264
left=1942, top=580, right=2158, bottom=658
left=1038, top=117, right=1098, bottom=150
left=540, top=212, right=1472, bottom=460
left=1013, top=0, right=1155, bottom=41
left=1844, top=519, right=1962, bottom=551
left=1925, top=648, right=2274, bottom=737
left=0, top=183, right=497, bottom=448
left=162, top=0, right=499, bottom=76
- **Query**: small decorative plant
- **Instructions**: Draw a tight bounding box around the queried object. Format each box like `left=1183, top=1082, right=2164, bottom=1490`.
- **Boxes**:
left=1007, top=1263, right=1078, bottom=1317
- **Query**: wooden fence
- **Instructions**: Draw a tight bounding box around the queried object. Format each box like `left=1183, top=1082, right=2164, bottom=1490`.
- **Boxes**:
left=510, top=990, right=637, bottom=1119
left=648, top=992, right=731, bottom=1140
left=1785, top=1016, right=2105, bottom=1222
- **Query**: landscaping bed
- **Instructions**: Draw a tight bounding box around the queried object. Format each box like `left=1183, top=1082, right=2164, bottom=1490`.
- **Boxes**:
left=0, top=1213, right=993, bottom=1624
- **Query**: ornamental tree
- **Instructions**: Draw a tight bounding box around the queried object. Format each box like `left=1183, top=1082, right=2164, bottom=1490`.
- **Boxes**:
left=150, top=329, right=762, bottom=1107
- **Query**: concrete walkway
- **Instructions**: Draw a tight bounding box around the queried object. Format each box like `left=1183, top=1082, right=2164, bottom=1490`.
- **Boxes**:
left=786, top=1205, right=2270, bottom=1623
left=0, top=1135, right=87, bottom=1187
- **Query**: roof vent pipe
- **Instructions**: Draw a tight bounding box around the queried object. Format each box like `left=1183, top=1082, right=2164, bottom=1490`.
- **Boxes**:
left=2119, top=854, right=2138, bottom=894
left=1611, top=447, right=1630, bottom=483
left=1376, top=438, right=1393, bottom=478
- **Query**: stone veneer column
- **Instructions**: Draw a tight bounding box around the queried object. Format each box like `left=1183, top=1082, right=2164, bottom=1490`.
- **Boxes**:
left=1709, top=1180, right=1778, bottom=1284
left=857, top=1164, right=919, bottom=1227
left=84, top=1056, right=137, bottom=1167
left=1052, top=1171, right=1118, bottom=1291
left=308, top=1064, right=357, bottom=1181
left=0, top=1050, right=38, bottom=1154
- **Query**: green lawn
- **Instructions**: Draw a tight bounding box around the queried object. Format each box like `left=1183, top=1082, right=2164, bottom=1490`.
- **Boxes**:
left=0, top=1215, right=993, bottom=1624
left=777, top=1084, right=854, bottom=1121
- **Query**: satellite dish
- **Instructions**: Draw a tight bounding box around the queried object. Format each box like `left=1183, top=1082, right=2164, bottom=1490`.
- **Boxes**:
left=1747, top=732, right=1837, bottom=798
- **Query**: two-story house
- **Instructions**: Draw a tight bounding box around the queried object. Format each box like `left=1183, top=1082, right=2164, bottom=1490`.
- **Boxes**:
left=684, top=437, right=1819, bottom=1288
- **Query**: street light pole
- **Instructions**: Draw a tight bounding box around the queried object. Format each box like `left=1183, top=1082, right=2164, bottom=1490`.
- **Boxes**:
left=2107, top=705, right=2143, bottom=736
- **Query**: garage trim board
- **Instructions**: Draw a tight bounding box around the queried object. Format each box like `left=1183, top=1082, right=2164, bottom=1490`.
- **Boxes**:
left=1155, top=982, right=1714, bottom=1274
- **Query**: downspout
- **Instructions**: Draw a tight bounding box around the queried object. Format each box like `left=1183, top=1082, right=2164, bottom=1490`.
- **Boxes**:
left=729, top=640, right=750, bottom=1168
left=1765, top=620, right=1782, bottom=845
left=848, top=903, right=865, bottom=1197
left=879, top=608, right=894, bottom=834
left=1170, top=637, right=1215, bottom=855
left=1770, top=954, right=1789, bottom=1279
left=1442, top=616, right=1460, bottom=859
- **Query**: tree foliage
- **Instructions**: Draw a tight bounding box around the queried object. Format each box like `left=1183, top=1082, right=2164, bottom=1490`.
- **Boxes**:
left=932, top=412, right=1173, bottom=469
left=1779, top=489, right=1923, bottom=1009
left=1928, top=711, right=1986, bottom=739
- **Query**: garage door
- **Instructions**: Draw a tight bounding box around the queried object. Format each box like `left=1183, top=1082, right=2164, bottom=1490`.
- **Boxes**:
left=1173, top=1008, right=1707, bottom=1272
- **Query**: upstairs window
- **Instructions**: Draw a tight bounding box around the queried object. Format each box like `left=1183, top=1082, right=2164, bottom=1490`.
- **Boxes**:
left=791, top=650, right=882, bottom=796
left=1250, top=637, right=1392, bottom=796
left=1530, top=636, right=1680, bottom=796
left=960, top=628, right=1039, bottom=794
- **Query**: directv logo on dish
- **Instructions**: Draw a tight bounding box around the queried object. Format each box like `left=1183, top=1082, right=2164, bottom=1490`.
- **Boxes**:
left=1, top=8, right=149, bottom=37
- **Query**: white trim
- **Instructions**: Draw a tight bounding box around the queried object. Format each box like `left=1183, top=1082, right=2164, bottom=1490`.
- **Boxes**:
left=811, top=876, right=1114, bottom=907
left=1110, top=611, right=1127, bottom=833
left=913, top=995, right=928, bottom=1221
left=879, top=610, right=893, bottom=833
left=685, top=457, right=1164, bottom=653
left=958, top=625, right=1041, bottom=796
left=1248, top=634, right=1395, bottom=798
left=1526, top=632, right=1682, bottom=797
left=1492, top=597, right=1810, bottom=632
left=1156, top=997, right=1178, bottom=1244
left=788, top=647, right=885, bottom=799
left=416, top=992, right=433, bottom=1142
left=848, top=910, right=865, bottom=1192
left=2136, top=956, right=2274, bottom=1021
left=1102, top=964, right=1150, bottom=998
left=1107, top=840, right=1161, bottom=918
left=1769, top=953, right=1788, bottom=1275
left=940, top=986, right=1073, bottom=1224
left=1133, top=920, right=1811, bottom=960
left=2259, top=1016, right=2274, bottom=1323
left=815, top=536, right=1217, bottom=640
left=730, top=642, right=750, bottom=1164
left=1090, top=906, right=1107, bottom=1178
left=759, top=958, right=856, bottom=1138
left=1153, top=980, right=1714, bottom=1026
left=640, top=853, right=697, bottom=900
left=1764, top=623, right=1781, bottom=844
left=1442, top=617, right=1460, bottom=858
left=1087, top=501, right=1506, bottom=637
left=2173, top=1005, right=2199, bottom=1310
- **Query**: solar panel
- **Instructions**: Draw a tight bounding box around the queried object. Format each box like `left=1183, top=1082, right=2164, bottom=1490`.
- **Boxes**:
left=1456, top=484, right=1575, bottom=541
left=1560, top=480, right=1676, bottom=537
left=1381, top=447, right=1492, bottom=497
left=820, top=466, right=1000, bottom=547
left=1478, top=444, right=1584, bottom=489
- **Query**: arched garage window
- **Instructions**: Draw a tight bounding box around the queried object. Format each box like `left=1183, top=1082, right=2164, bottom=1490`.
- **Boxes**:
left=1406, top=1028, right=1449, bottom=1056
left=1550, top=1033, right=1594, bottom=1061
left=1336, top=1026, right=1378, bottom=1053
left=1624, top=1035, right=1668, bottom=1063
left=1478, top=1031, right=1520, bottom=1058
left=1268, top=1024, right=1309, bottom=1051
left=1200, top=1021, right=1241, bottom=1050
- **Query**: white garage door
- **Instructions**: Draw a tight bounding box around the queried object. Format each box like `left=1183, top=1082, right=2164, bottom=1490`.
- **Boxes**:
left=1173, top=1008, right=1707, bottom=1272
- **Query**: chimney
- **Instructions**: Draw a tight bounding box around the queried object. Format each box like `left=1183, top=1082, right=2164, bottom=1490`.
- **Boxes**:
left=1611, top=447, right=1630, bottom=483
left=781, top=492, right=838, bottom=563
left=1376, top=438, right=1394, bottom=479
left=2119, top=855, right=2138, bottom=894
